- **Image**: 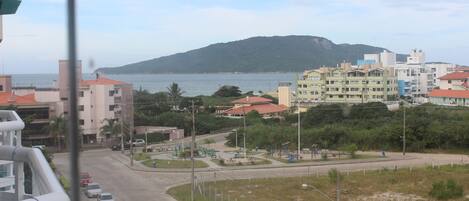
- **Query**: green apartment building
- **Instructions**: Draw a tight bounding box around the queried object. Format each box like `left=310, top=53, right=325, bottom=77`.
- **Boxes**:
left=297, top=64, right=398, bottom=104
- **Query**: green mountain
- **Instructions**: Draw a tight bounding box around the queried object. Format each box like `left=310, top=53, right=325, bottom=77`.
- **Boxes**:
left=96, top=35, right=406, bottom=74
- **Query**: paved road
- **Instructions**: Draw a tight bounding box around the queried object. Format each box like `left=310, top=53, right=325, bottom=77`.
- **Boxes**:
left=54, top=148, right=469, bottom=201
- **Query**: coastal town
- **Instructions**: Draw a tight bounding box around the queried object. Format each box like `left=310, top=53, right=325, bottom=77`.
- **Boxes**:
left=1, top=1, right=469, bottom=201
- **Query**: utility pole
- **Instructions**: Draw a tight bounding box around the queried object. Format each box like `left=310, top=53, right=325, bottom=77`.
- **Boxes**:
left=336, top=171, right=340, bottom=201
left=242, top=106, right=247, bottom=159
left=191, top=100, right=196, bottom=201
left=403, top=102, right=406, bottom=156
left=119, top=102, right=125, bottom=154
left=297, top=101, right=301, bottom=159
left=235, top=129, right=238, bottom=150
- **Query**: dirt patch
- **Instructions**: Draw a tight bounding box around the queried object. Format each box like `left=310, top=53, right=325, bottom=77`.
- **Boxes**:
left=353, top=192, right=426, bottom=201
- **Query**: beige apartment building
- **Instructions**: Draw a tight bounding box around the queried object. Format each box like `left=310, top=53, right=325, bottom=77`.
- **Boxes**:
left=58, top=60, right=133, bottom=144
left=297, top=63, right=398, bottom=104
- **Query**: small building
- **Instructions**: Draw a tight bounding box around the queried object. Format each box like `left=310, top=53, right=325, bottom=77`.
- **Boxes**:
left=278, top=82, right=292, bottom=107
left=429, top=72, right=469, bottom=107
left=222, top=96, right=287, bottom=118
left=134, top=126, right=184, bottom=141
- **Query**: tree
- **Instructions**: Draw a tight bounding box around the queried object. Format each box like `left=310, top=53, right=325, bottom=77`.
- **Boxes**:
left=261, top=94, right=278, bottom=104
left=179, top=97, right=203, bottom=111
left=48, top=115, right=66, bottom=152
left=100, top=119, right=121, bottom=139
left=213, top=85, right=242, bottom=97
left=167, top=82, right=184, bottom=110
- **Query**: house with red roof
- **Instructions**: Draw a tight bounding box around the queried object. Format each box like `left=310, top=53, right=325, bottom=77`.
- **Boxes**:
left=429, top=72, right=469, bottom=107
left=222, top=96, right=287, bottom=118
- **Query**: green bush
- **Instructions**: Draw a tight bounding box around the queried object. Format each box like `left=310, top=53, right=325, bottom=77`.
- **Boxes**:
left=59, top=175, right=70, bottom=191
left=339, top=144, right=358, bottom=158
left=327, top=168, right=342, bottom=183
left=429, top=179, right=464, bottom=200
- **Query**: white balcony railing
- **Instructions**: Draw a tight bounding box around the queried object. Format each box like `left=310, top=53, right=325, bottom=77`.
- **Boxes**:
left=0, top=110, right=69, bottom=201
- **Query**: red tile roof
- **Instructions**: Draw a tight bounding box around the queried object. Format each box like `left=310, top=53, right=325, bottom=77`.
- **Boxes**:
left=81, top=77, right=127, bottom=86
left=232, top=96, right=273, bottom=104
left=0, top=92, right=37, bottom=105
left=429, top=89, right=469, bottom=99
left=223, top=104, right=287, bottom=115
left=439, top=72, right=469, bottom=80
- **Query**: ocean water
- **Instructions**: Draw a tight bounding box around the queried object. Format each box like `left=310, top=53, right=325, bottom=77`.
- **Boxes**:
left=11, top=73, right=298, bottom=96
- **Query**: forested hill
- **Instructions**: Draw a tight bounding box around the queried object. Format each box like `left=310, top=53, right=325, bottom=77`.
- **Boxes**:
left=96, top=35, right=406, bottom=74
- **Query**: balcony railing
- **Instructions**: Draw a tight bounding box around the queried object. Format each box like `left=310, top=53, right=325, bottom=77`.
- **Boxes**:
left=0, top=110, right=69, bottom=201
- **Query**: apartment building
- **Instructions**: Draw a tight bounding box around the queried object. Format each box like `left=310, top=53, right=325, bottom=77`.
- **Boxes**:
left=429, top=72, right=469, bottom=107
left=0, top=75, right=64, bottom=146
left=393, top=50, right=456, bottom=100
left=297, top=63, right=398, bottom=104
left=58, top=60, right=134, bottom=144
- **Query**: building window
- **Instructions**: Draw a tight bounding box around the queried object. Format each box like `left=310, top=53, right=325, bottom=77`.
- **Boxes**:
left=109, top=90, right=115, bottom=96
left=79, top=91, right=84, bottom=97
left=0, top=85, right=3, bottom=91
left=61, top=97, right=68, bottom=101
left=79, top=119, right=84, bottom=125
left=78, top=105, right=84, bottom=111
left=109, top=105, right=115, bottom=111
left=448, top=80, right=452, bottom=84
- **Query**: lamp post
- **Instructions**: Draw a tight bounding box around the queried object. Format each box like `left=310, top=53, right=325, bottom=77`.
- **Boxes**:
left=190, top=100, right=196, bottom=201
left=297, top=101, right=301, bottom=159
left=235, top=129, right=238, bottom=150
left=402, top=102, right=406, bottom=156
left=242, top=106, right=247, bottom=159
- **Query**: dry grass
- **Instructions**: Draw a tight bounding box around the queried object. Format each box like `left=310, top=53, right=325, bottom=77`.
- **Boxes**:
left=168, top=165, right=469, bottom=201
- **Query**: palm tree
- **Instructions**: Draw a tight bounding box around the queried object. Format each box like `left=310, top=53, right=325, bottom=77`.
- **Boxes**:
left=100, top=119, right=121, bottom=140
left=167, top=82, right=184, bottom=110
left=48, top=115, right=66, bottom=152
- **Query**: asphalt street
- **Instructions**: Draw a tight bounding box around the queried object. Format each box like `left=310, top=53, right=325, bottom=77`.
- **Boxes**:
left=54, top=148, right=469, bottom=201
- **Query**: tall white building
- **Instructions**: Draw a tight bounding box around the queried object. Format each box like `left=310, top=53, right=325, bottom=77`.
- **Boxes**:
left=407, top=49, right=426, bottom=64
left=394, top=50, right=456, bottom=101
left=380, top=50, right=397, bottom=67
left=78, top=74, right=133, bottom=143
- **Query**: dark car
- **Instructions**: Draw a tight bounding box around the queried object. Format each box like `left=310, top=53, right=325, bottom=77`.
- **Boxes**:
left=111, top=143, right=130, bottom=151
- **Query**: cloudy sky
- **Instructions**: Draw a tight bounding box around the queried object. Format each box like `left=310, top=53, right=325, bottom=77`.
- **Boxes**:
left=0, top=0, right=468, bottom=74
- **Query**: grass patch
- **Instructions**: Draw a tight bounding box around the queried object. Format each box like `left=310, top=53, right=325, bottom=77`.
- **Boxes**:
left=134, top=152, right=151, bottom=161
left=211, top=158, right=272, bottom=166
left=168, top=164, right=469, bottom=201
left=142, top=159, right=209, bottom=169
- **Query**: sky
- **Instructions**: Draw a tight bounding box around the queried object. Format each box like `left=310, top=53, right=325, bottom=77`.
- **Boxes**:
left=0, top=0, right=468, bottom=74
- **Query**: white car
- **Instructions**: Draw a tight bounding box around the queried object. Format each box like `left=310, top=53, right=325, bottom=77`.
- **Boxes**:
left=131, top=139, right=145, bottom=147
left=97, top=192, right=114, bottom=201
left=84, top=182, right=102, bottom=198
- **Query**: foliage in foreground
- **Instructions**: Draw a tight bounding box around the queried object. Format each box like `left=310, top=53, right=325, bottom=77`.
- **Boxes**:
left=429, top=179, right=464, bottom=200
left=226, top=102, right=469, bottom=152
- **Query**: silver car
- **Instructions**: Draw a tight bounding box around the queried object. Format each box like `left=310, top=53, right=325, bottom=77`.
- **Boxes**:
left=97, top=192, right=114, bottom=201
left=84, top=182, right=102, bottom=198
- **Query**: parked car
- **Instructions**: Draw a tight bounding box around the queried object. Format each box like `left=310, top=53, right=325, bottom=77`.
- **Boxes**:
left=130, top=139, right=145, bottom=147
left=111, top=143, right=130, bottom=151
left=97, top=192, right=114, bottom=201
left=84, top=182, right=102, bottom=198
left=80, top=172, right=93, bottom=187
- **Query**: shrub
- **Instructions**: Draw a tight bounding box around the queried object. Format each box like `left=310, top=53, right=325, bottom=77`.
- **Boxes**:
left=328, top=168, right=343, bottom=183
left=321, top=152, right=328, bottom=161
left=218, top=159, right=225, bottom=165
left=429, top=179, right=464, bottom=200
